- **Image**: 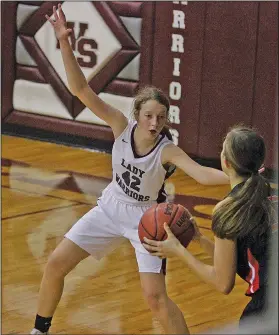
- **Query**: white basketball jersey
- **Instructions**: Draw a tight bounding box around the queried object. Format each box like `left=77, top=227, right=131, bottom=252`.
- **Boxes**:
left=105, top=121, right=173, bottom=205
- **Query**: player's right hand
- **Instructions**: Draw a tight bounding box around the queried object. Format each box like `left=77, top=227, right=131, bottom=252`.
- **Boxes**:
left=45, top=4, right=72, bottom=41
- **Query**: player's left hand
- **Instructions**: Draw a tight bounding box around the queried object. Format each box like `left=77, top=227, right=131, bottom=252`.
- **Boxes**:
left=143, top=223, right=182, bottom=258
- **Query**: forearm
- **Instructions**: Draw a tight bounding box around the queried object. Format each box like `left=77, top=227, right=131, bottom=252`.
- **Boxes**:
left=176, top=245, right=218, bottom=288
left=198, top=235, right=215, bottom=258
left=59, top=38, right=87, bottom=95
left=201, top=166, right=229, bottom=185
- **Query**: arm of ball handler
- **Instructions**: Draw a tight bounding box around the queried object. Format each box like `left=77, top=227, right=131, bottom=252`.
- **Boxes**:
left=144, top=224, right=237, bottom=295
left=176, top=235, right=236, bottom=294
left=161, top=144, right=229, bottom=185
left=47, top=4, right=128, bottom=139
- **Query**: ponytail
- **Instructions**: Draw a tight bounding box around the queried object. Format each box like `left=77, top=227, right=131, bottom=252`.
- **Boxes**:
left=212, top=174, right=273, bottom=240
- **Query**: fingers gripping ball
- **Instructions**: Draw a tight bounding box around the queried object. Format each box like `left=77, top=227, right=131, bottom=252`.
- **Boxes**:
left=138, top=203, right=195, bottom=247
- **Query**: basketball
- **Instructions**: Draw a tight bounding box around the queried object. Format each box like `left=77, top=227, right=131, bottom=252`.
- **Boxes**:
left=138, top=202, right=195, bottom=248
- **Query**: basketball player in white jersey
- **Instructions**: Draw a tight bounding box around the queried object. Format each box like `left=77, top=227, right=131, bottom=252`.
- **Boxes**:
left=30, top=5, right=229, bottom=334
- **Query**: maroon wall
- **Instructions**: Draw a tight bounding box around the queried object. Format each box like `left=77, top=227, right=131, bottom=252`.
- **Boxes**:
left=1, top=1, right=278, bottom=169
left=151, top=1, right=277, bottom=169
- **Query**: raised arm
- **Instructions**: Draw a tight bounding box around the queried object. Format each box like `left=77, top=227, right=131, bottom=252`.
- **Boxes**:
left=162, top=143, right=229, bottom=185
left=46, top=4, right=127, bottom=138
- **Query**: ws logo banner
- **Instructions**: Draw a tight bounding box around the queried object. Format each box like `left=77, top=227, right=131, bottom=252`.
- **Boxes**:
left=56, top=22, right=98, bottom=68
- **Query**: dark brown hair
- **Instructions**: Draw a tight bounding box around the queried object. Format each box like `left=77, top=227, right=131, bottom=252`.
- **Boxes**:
left=212, top=125, right=275, bottom=240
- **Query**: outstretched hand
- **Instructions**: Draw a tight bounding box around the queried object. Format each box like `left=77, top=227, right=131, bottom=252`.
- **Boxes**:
left=143, top=223, right=182, bottom=258
left=45, top=3, right=72, bottom=41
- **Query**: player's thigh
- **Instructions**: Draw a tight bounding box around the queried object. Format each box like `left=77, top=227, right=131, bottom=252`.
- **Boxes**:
left=47, top=238, right=89, bottom=276
left=139, top=271, right=167, bottom=299
left=65, top=204, right=124, bottom=259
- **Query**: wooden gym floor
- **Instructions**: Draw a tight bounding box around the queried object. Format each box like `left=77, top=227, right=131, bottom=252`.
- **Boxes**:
left=2, top=134, right=271, bottom=334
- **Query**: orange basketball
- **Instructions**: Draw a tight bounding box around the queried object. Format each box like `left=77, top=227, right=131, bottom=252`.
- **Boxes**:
left=138, top=202, right=195, bottom=248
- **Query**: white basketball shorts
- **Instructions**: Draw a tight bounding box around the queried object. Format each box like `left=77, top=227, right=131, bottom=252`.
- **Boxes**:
left=65, top=186, right=164, bottom=273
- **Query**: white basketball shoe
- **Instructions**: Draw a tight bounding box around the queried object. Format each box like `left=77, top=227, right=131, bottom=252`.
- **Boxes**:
left=30, top=328, right=48, bottom=334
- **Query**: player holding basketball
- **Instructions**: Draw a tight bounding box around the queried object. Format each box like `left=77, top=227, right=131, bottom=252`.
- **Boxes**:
left=30, top=5, right=230, bottom=334
left=143, top=126, right=277, bottom=326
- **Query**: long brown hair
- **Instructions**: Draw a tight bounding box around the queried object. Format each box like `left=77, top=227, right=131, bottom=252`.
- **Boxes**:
left=212, top=126, right=275, bottom=240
